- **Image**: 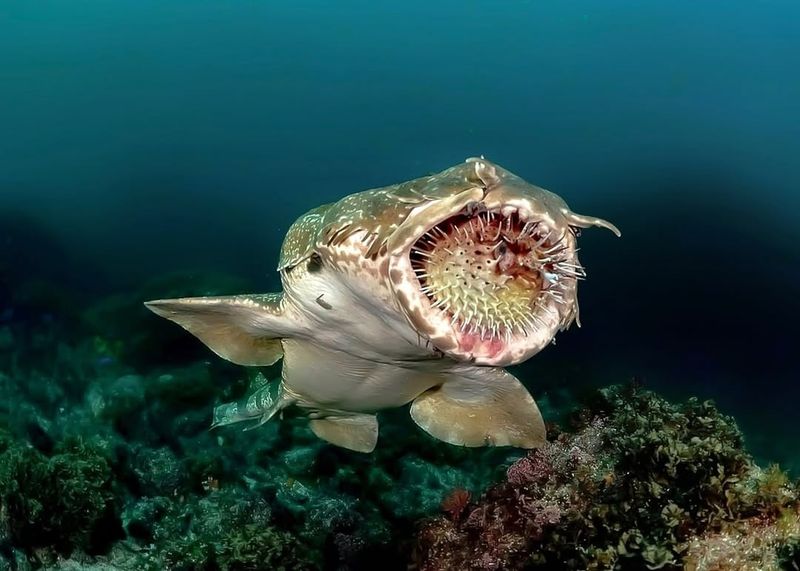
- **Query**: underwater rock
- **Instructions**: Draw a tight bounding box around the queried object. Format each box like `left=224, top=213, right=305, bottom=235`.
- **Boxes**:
left=282, top=446, right=319, bottom=476
left=87, top=374, right=146, bottom=423
left=121, top=496, right=171, bottom=542
left=214, top=523, right=310, bottom=571
left=0, top=436, right=121, bottom=562
left=0, top=550, right=32, bottom=571
left=381, top=455, right=492, bottom=521
left=3, top=291, right=796, bottom=571
left=130, top=445, right=185, bottom=497
left=137, top=488, right=309, bottom=570
left=274, top=475, right=316, bottom=517
left=414, top=384, right=800, bottom=570
left=304, top=494, right=360, bottom=534
left=145, top=363, right=219, bottom=412
left=684, top=503, right=800, bottom=570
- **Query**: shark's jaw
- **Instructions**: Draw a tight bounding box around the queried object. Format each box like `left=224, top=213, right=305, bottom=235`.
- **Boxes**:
left=412, top=207, right=580, bottom=350
left=386, top=158, right=619, bottom=367
left=390, top=201, right=579, bottom=365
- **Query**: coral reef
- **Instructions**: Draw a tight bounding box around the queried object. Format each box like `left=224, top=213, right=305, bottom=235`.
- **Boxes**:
left=0, top=276, right=798, bottom=570
left=683, top=503, right=800, bottom=570
left=414, top=384, right=800, bottom=570
left=134, top=489, right=312, bottom=571
left=0, top=279, right=513, bottom=570
left=0, top=436, right=120, bottom=563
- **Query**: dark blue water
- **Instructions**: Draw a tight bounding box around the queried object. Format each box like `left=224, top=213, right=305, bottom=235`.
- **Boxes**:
left=1, top=0, right=798, bottom=467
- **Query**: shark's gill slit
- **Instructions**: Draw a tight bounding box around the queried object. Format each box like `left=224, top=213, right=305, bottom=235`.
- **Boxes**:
left=409, top=208, right=585, bottom=345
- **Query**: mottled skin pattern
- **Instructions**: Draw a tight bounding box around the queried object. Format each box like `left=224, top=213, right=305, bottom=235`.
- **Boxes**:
left=146, top=158, right=619, bottom=452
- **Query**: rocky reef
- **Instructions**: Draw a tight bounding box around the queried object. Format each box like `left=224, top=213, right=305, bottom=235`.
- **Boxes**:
left=414, top=384, right=800, bottom=570
left=0, top=274, right=515, bottom=570
left=0, top=274, right=798, bottom=570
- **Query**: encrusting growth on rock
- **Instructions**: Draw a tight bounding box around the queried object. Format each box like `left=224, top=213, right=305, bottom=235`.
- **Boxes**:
left=414, top=384, right=800, bottom=571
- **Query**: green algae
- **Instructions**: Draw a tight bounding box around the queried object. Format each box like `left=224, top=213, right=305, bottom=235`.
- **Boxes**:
left=0, top=437, right=120, bottom=560
left=415, top=384, right=800, bottom=570
left=1, top=282, right=797, bottom=570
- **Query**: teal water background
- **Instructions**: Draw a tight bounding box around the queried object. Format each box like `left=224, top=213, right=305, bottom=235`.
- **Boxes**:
left=1, top=1, right=799, bottom=468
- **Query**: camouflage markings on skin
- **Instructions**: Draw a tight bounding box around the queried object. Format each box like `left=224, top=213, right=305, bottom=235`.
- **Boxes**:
left=145, top=158, right=619, bottom=452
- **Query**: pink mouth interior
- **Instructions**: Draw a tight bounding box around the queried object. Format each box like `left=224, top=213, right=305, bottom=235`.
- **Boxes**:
left=456, top=329, right=506, bottom=358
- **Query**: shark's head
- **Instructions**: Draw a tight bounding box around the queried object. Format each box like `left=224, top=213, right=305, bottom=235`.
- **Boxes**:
left=386, top=158, right=620, bottom=367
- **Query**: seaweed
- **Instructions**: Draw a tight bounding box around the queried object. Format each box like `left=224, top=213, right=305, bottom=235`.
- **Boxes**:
left=413, top=384, right=800, bottom=570
left=0, top=436, right=121, bottom=562
left=3, top=286, right=798, bottom=570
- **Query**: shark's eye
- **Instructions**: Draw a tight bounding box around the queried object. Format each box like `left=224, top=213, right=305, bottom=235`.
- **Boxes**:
left=307, top=253, right=323, bottom=273
left=409, top=209, right=583, bottom=346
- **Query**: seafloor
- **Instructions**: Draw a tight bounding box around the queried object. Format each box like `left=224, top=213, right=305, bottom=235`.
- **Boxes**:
left=0, top=272, right=798, bottom=571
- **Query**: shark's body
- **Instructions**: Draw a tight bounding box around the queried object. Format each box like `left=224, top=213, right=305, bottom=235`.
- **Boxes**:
left=147, top=158, right=619, bottom=452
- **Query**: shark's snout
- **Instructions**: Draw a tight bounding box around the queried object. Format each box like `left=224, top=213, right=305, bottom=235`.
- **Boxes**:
left=387, top=158, right=619, bottom=367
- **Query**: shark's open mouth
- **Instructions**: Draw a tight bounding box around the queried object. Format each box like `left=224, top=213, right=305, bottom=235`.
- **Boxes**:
left=406, top=205, right=582, bottom=363
left=385, top=159, right=618, bottom=367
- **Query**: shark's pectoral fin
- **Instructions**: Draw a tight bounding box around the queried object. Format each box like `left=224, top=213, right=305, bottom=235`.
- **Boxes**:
left=410, top=367, right=546, bottom=448
left=310, top=414, right=379, bottom=453
left=144, top=293, right=290, bottom=366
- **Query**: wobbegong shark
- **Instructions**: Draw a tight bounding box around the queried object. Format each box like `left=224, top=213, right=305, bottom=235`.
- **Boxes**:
left=146, top=158, right=619, bottom=452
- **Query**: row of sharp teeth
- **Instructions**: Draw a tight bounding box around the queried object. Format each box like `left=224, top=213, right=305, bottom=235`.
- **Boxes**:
left=459, top=207, right=539, bottom=242
left=411, top=209, right=535, bottom=258
left=412, top=213, right=586, bottom=285
left=449, top=296, right=557, bottom=342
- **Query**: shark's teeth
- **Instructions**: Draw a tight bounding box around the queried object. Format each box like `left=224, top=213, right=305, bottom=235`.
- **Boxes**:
left=410, top=206, right=579, bottom=347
